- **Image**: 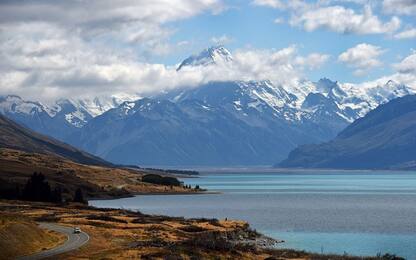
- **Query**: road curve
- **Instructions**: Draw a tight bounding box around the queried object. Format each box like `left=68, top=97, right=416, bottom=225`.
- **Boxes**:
left=17, top=223, right=89, bottom=260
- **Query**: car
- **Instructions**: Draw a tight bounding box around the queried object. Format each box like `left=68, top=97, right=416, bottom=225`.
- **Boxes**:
left=73, top=227, right=81, bottom=234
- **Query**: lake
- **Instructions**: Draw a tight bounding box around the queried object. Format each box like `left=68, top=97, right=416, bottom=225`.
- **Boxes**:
left=90, top=170, right=416, bottom=259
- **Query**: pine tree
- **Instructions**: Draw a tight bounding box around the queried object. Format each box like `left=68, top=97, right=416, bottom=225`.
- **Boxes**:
left=22, top=172, right=52, bottom=202
left=73, top=188, right=86, bottom=204
left=52, top=187, right=63, bottom=203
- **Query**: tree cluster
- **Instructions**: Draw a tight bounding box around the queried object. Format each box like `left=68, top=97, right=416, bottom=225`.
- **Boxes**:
left=141, top=174, right=181, bottom=186
left=21, top=172, right=62, bottom=203
left=0, top=172, right=87, bottom=204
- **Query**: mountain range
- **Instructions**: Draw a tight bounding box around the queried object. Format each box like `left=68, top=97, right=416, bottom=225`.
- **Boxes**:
left=279, top=95, right=416, bottom=170
left=0, top=94, right=139, bottom=141
left=1, top=46, right=415, bottom=166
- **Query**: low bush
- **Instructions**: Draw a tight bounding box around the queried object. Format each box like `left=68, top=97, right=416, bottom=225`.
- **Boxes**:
left=179, top=225, right=208, bottom=233
left=86, top=214, right=128, bottom=223
left=141, top=174, right=181, bottom=186
left=34, top=214, right=61, bottom=222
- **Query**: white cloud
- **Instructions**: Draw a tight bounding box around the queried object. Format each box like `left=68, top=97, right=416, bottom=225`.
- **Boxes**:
left=0, top=0, right=230, bottom=101
left=338, top=43, right=385, bottom=76
left=393, top=51, right=416, bottom=74
left=0, top=32, right=329, bottom=101
left=229, top=46, right=327, bottom=84
left=252, top=0, right=285, bottom=9
left=295, top=53, right=331, bottom=70
left=211, top=35, right=233, bottom=45
left=383, top=0, right=416, bottom=15
left=394, top=28, right=416, bottom=39
left=0, top=0, right=224, bottom=57
left=273, top=17, right=285, bottom=24
left=290, top=5, right=401, bottom=34
left=354, top=51, right=416, bottom=90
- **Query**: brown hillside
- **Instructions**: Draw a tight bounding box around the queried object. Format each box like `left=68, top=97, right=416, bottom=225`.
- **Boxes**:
left=0, top=114, right=111, bottom=167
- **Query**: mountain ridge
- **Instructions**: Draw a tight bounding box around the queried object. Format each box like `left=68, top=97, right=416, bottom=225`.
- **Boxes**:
left=0, top=113, right=111, bottom=167
left=278, top=95, right=416, bottom=170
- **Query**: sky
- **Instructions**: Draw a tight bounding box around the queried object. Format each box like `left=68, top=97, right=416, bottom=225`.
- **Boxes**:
left=0, top=0, right=415, bottom=101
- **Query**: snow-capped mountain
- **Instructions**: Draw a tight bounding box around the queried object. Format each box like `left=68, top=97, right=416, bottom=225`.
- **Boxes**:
left=1, top=46, right=414, bottom=166
left=279, top=95, right=416, bottom=169
left=0, top=94, right=139, bottom=140
left=177, top=45, right=233, bottom=71
left=69, top=76, right=414, bottom=166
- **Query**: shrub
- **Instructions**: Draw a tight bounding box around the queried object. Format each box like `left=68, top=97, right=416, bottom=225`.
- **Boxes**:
left=179, top=225, right=208, bottom=233
left=73, top=188, right=87, bottom=204
left=141, top=174, right=181, bottom=186
left=86, top=214, right=128, bottom=223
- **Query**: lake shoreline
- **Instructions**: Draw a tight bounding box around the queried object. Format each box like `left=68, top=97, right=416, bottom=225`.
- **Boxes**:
left=90, top=170, right=416, bottom=259
left=2, top=200, right=396, bottom=260
left=165, top=167, right=416, bottom=174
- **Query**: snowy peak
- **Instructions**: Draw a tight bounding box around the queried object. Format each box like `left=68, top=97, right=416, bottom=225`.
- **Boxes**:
left=0, top=95, right=45, bottom=116
left=315, top=78, right=338, bottom=94
left=177, top=45, right=233, bottom=71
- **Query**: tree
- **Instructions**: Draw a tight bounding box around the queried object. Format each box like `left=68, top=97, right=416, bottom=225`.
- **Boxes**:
left=73, top=188, right=86, bottom=204
left=51, top=187, right=63, bottom=203
left=0, top=182, right=20, bottom=200
left=22, top=172, right=52, bottom=202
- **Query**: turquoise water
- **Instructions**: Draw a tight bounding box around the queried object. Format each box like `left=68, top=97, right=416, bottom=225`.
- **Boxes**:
left=91, top=171, right=416, bottom=259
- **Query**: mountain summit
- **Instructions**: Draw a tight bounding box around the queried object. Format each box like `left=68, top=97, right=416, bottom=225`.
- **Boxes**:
left=177, top=45, right=233, bottom=71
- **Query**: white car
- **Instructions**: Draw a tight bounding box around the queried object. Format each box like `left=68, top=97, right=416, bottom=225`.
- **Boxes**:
left=73, top=227, right=81, bottom=234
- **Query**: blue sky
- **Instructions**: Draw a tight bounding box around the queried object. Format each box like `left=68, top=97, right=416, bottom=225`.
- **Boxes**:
left=0, top=0, right=415, bottom=100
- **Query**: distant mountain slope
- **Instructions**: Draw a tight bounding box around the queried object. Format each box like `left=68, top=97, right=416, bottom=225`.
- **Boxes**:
left=279, top=95, right=416, bottom=170
left=0, top=114, right=111, bottom=166
left=69, top=82, right=347, bottom=166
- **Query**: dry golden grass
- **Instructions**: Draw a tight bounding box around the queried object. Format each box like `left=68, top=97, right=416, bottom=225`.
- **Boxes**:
left=0, top=214, right=66, bottom=260
left=0, top=148, right=197, bottom=199
left=0, top=201, right=395, bottom=260
left=0, top=201, right=263, bottom=259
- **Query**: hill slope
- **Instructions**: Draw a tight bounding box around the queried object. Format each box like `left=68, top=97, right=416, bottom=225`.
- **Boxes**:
left=279, top=95, right=416, bottom=170
left=0, top=114, right=111, bottom=167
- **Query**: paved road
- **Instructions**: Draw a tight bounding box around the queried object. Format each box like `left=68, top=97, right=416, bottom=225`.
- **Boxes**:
left=18, top=223, right=89, bottom=260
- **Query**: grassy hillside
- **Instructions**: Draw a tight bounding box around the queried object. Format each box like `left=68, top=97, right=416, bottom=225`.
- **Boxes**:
left=0, top=148, right=197, bottom=200
left=0, top=214, right=65, bottom=260
left=0, top=200, right=403, bottom=260
left=0, top=114, right=110, bottom=167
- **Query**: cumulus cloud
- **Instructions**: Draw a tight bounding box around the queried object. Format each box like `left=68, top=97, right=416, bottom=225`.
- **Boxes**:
left=230, top=47, right=329, bottom=83
left=383, top=0, right=416, bottom=15
left=338, top=43, right=385, bottom=76
left=252, top=0, right=285, bottom=9
left=0, top=30, right=330, bottom=101
left=0, top=0, right=333, bottom=102
left=0, top=0, right=224, bottom=56
left=211, top=35, right=233, bottom=45
left=290, top=5, right=401, bottom=34
left=355, top=51, right=416, bottom=90
left=273, top=17, right=285, bottom=24
left=0, top=0, right=229, bottom=101
left=394, top=28, right=416, bottom=39
left=393, top=51, right=416, bottom=74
